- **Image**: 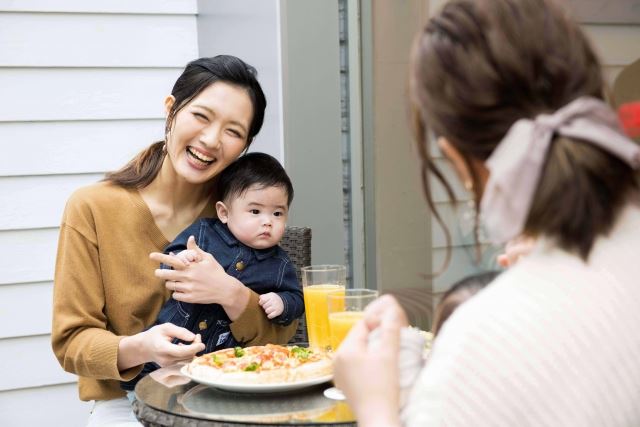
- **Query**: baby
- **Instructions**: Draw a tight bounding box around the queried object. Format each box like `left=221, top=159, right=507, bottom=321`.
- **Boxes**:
left=432, top=271, right=500, bottom=336
left=121, top=152, right=304, bottom=391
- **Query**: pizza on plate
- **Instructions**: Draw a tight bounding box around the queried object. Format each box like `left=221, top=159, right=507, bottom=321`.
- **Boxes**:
left=183, top=344, right=333, bottom=385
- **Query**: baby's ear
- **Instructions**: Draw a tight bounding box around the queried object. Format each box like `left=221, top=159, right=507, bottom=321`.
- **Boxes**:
left=216, top=201, right=229, bottom=223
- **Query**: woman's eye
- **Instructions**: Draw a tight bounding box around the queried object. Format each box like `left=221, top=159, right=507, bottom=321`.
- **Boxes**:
left=250, top=209, right=260, bottom=215
left=228, top=129, right=242, bottom=138
left=193, top=112, right=209, bottom=121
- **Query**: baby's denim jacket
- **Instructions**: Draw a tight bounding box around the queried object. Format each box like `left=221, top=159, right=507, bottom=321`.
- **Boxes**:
left=120, top=218, right=304, bottom=391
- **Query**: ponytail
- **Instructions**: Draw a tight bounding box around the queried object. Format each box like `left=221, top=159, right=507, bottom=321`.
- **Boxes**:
left=104, top=141, right=166, bottom=188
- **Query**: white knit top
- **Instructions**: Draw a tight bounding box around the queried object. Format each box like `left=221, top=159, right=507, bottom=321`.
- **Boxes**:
left=404, top=203, right=640, bottom=426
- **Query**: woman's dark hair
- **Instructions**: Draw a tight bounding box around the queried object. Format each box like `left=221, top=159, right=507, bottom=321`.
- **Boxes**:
left=217, top=152, right=294, bottom=206
left=432, top=271, right=500, bottom=336
left=105, top=55, right=267, bottom=188
left=410, top=0, right=638, bottom=267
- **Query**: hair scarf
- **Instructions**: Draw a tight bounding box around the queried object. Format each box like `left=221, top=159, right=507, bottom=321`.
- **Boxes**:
left=480, top=96, right=640, bottom=244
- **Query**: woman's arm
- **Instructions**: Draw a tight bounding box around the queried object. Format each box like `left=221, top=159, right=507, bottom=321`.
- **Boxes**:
left=52, top=221, right=132, bottom=379
left=151, top=236, right=297, bottom=345
left=53, top=197, right=206, bottom=381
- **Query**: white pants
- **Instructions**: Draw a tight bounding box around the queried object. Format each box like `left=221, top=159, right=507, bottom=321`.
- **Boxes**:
left=86, top=397, right=142, bottom=427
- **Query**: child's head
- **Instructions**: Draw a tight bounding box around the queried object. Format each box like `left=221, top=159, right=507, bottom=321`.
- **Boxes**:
left=432, top=271, right=500, bottom=336
left=215, top=152, right=294, bottom=250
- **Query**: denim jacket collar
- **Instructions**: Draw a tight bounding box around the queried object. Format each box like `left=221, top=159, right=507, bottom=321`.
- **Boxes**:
left=213, top=220, right=277, bottom=260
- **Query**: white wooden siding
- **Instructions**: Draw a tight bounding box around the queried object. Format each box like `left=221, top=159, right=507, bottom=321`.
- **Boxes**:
left=1, top=335, right=79, bottom=390
left=0, top=120, right=163, bottom=177
left=0, top=228, right=59, bottom=285
left=0, top=68, right=183, bottom=121
left=0, top=2, right=198, bottom=426
left=0, top=383, right=92, bottom=427
left=0, top=282, right=53, bottom=338
left=0, top=174, right=104, bottom=230
left=0, top=0, right=196, bottom=14
left=0, top=14, right=197, bottom=67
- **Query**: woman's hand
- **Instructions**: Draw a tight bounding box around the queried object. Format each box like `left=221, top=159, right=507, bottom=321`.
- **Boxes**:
left=333, top=295, right=407, bottom=427
left=497, top=235, right=536, bottom=267
left=118, top=323, right=204, bottom=371
left=150, top=236, right=250, bottom=319
left=142, top=324, right=204, bottom=367
left=361, top=294, right=410, bottom=331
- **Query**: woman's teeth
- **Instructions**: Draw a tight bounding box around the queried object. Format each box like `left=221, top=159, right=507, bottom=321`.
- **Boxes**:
left=187, top=147, right=215, bottom=165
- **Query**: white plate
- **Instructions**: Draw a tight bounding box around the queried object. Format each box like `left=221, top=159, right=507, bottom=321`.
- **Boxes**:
left=180, top=365, right=333, bottom=393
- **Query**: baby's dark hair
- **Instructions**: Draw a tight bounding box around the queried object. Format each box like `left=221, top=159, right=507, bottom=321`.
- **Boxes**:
left=432, top=271, right=500, bottom=336
left=217, top=152, right=294, bottom=206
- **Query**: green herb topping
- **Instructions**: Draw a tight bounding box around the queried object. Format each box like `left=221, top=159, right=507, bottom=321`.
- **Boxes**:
left=291, top=346, right=312, bottom=360
left=244, top=362, right=260, bottom=372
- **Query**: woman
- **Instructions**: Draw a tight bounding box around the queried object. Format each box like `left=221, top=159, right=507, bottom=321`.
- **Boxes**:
left=334, top=0, right=640, bottom=425
left=52, top=55, right=297, bottom=425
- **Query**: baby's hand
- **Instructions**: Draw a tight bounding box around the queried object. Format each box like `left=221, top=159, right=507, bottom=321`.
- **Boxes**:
left=173, top=249, right=202, bottom=265
left=258, top=292, right=285, bottom=319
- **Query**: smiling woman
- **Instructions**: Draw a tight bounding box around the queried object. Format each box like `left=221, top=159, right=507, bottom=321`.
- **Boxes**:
left=163, top=82, right=252, bottom=183
left=51, top=56, right=298, bottom=426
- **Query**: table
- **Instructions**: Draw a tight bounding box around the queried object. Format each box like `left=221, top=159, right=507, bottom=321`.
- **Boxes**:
left=133, top=368, right=357, bottom=426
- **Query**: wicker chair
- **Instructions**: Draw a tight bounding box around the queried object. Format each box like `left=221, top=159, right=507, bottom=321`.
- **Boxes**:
left=279, top=226, right=311, bottom=345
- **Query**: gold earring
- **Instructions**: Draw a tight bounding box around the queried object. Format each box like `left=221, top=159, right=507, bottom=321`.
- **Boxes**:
left=464, top=180, right=473, bottom=192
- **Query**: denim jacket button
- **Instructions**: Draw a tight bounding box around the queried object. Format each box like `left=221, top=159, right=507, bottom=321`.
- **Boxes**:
left=198, top=320, right=208, bottom=330
left=235, top=261, right=245, bottom=271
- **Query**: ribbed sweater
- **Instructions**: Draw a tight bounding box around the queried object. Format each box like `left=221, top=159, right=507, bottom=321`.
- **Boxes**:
left=404, top=203, right=640, bottom=426
left=51, top=182, right=297, bottom=401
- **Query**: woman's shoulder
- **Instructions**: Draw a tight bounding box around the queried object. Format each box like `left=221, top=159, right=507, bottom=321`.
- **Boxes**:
left=63, top=181, right=136, bottom=227
left=66, top=181, right=130, bottom=209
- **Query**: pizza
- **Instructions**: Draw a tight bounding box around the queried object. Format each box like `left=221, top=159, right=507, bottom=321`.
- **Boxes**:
left=183, top=344, right=333, bottom=385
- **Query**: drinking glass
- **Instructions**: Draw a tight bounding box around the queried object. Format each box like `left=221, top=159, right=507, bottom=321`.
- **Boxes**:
left=324, top=288, right=378, bottom=401
left=327, top=289, right=379, bottom=350
left=301, top=265, right=346, bottom=351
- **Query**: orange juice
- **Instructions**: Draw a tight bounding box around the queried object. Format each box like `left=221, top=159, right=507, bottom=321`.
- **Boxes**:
left=303, top=284, right=344, bottom=350
left=329, top=311, right=364, bottom=350
left=314, top=402, right=355, bottom=422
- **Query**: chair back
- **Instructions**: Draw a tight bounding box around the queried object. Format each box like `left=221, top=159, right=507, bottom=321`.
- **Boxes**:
left=279, top=226, right=311, bottom=345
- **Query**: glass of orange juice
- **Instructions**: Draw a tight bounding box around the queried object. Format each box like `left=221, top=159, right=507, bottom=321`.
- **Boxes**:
left=301, top=265, right=346, bottom=351
left=327, top=288, right=379, bottom=350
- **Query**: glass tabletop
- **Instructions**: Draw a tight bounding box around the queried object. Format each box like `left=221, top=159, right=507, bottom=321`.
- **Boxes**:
left=134, top=367, right=356, bottom=426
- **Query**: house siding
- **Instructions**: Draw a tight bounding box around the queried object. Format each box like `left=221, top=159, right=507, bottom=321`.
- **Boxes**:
left=0, top=1, right=198, bottom=425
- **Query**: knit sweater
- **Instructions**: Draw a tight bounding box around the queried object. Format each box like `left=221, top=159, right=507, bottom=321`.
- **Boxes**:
left=404, top=203, right=640, bottom=426
left=51, top=182, right=297, bottom=401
